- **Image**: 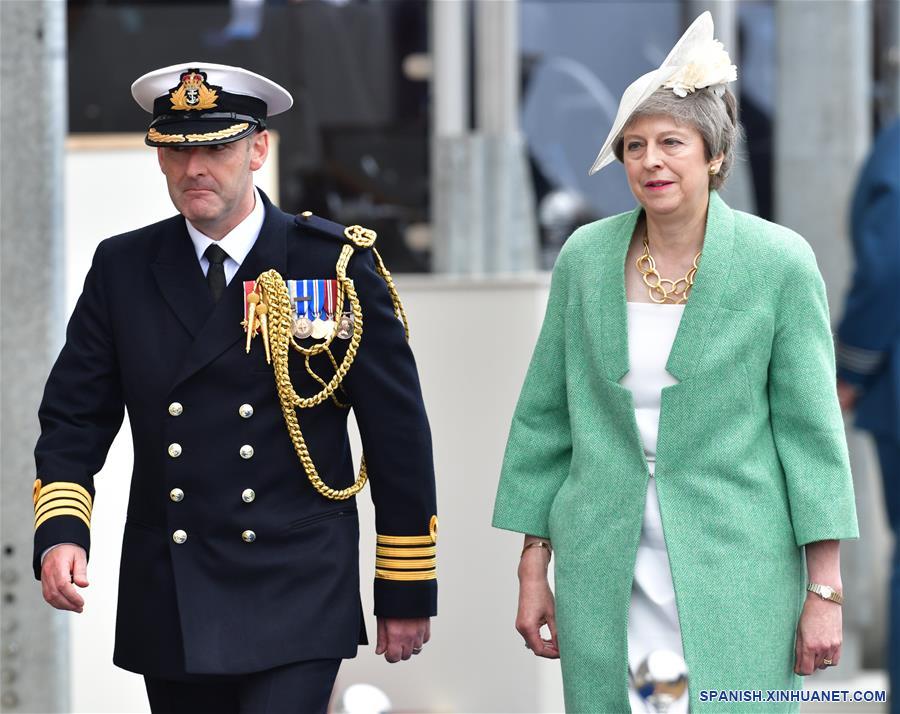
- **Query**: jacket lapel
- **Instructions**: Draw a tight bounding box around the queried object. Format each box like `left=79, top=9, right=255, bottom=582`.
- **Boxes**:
left=151, top=218, right=213, bottom=339
left=171, top=191, right=289, bottom=388
left=665, top=191, right=735, bottom=381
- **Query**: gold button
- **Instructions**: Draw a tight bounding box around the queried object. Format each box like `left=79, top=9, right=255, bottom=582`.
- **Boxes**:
left=242, top=489, right=256, bottom=503
left=239, top=404, right=254, bottom=419
left=167, top=443, right=182, bottom=458
left=172, top=530, right=187, bottom=544
left=300, top=211, right=313, bottom=219
left=168, top=402, right=183, bottom=417
left=170, top=488, right=184, bottom=503
left=242, top=530, right=256, bottom=543
left=239, top=445, right=254, bottom=459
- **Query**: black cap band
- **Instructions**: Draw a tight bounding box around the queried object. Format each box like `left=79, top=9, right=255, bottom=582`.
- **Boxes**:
left=152, top=90, right=267, bottom=123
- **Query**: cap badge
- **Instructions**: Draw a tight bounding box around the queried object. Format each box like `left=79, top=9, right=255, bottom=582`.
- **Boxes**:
left=168, top=69, right=219, bottom=111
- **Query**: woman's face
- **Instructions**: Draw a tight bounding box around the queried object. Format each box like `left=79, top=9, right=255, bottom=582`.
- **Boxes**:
left=621, top=114, right=721, bottom=221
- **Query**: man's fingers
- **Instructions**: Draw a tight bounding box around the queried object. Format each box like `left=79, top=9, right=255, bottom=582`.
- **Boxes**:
left=378, top=618, right=430, bottom=662
left=44, top=582, right=82, bottom=613
left=385, top=643, right=404, bottom=664
left=72, top=552, right=89, bottom=588
left=41, top=569, right=82, bottom=612
left=423, top=620, right=431, bottom=644
left=56, top=580, right=85, bottom=611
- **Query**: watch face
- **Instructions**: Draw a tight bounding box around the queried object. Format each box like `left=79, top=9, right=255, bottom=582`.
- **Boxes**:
left=821, top=585, right=834, bottom=598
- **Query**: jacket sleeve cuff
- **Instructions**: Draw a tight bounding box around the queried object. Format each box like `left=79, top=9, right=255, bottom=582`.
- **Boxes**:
left=32, top=479, right=92, bottom=579
left=373, top=578, right=438, bottom=618
left=835, top=340, right=885, bottom=380
left=372, top=522, right=437, bottom=617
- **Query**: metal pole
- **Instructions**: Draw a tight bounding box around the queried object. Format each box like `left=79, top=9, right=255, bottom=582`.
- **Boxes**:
left=0, top=1, right=69, bottom=712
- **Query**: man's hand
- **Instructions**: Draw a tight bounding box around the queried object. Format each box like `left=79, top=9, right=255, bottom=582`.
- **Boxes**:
left=40, top=544, right=89, bottom=613
left=837, top=378, right=859, bottom=412
left=375, top=617, right=430, bottom=663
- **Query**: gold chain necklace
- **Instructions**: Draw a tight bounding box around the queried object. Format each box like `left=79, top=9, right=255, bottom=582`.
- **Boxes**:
left=635, top=233, right=702, bottom=304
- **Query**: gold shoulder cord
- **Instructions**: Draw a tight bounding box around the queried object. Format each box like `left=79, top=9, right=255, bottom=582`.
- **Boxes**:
left=251, top=225, right=409, bottom=500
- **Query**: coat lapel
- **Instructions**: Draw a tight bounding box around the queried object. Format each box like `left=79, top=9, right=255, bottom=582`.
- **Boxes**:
left=170, top=191, right=289, bottom=388
left=665, top=191, right=735, bottom=381
left=151, top=218, right=213, bottom=339
left=597, top=209, right=641, bottom=382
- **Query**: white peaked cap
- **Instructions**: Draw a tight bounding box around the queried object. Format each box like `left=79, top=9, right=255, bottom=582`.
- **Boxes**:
left=131, top=61, right=293, bottom=116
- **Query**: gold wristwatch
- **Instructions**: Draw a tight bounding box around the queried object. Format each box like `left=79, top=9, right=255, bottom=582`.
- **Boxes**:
left=807, top=583, right=844, bottom=605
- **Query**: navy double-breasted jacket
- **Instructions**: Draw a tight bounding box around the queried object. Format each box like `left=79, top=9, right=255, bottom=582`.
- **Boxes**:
left=32, top=191, right=437, bottom=678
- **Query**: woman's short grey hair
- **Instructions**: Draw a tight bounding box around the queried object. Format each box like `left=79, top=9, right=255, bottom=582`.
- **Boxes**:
left=613, top=86, right=742, bottom=191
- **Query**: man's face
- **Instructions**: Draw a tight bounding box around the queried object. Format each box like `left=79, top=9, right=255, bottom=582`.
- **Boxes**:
left=157, top=131, right=269, bottom=238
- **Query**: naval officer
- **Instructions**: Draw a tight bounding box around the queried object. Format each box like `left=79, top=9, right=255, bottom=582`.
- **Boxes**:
left=33, top=62, right=437, bottom=713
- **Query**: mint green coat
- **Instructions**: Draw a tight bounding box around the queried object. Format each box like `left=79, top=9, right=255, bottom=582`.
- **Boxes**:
left=493, top=192, right=859, bottom=713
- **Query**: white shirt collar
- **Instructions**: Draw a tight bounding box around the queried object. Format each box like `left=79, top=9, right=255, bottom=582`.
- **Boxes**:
left=185, top=187, right=265, bottom=268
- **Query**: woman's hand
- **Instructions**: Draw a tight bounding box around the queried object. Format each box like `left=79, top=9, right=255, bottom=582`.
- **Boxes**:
left=516, top=542, right=559, bottom=658
left=794, top=594, right=842, bottom=675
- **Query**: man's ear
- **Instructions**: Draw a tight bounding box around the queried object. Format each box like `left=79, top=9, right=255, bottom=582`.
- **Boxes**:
left=249, top=130, right=269, bottom=172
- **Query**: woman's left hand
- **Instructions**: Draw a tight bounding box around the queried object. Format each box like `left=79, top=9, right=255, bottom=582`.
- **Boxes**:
left=794, top=594, right=842, bottom=675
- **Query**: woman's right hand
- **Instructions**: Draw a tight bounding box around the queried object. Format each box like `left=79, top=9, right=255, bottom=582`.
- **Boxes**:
left=516, top=543, right=560, bottom=658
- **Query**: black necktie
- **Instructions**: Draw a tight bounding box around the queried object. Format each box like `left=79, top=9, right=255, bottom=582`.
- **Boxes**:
left=204, top=244, right=229, bottom=303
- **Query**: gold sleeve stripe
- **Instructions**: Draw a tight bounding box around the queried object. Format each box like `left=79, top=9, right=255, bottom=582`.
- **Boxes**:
left=36, top=482, right=93, bottom=507
left=375, top=545, right=436, bottom=558
left=376, top=534, right=434, bottom=546
left=34, top=498, right=91, bottom=523
left=34, top=507, right=91, bottom=532
left=375, top=557, right=436, bottom=570
left=375, top=569, right=437, bottom=582
left=36, top=490, right=92, bottom=514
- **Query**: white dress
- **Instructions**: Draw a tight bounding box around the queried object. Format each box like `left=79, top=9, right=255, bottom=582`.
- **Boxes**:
left=619, top=302, right=689, bottom=714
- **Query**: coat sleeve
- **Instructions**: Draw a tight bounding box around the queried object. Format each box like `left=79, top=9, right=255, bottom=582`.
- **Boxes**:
left=768, top=243, right=859, bottom=547
left=341, top=247, right=437, bottom=618
left=835, top=175, right=900, bottom=387
left=492, top=246, right=572, bottom=539
left=32, top=240, right=125, bottom=578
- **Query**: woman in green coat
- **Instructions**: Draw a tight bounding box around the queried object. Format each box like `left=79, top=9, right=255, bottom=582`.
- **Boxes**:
left=493, top=13, right=858, bottom=713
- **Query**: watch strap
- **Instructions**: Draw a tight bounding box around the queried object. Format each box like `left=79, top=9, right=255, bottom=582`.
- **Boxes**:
left=807, top=582, right=844, bottom=605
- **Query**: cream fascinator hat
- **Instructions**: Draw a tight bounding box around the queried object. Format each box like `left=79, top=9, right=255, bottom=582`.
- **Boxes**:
left=588, top=11, right=737, bottom=175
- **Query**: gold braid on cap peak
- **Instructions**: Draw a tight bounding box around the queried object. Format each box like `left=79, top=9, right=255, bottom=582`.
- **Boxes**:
left=249, top=225, right=409, bottom=500
left=148, top=122, right=250, bottom=144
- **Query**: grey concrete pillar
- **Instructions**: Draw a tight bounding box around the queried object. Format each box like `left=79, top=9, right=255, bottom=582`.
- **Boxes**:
left=774, top=0, right=874, bottom=679
left=431, top=0, right=538, bottom=274
left=430, top=0, right=475, bottom=273
left=472, top=0, right=538, bottom=274
left=0, top=1, right=69, bottom=712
